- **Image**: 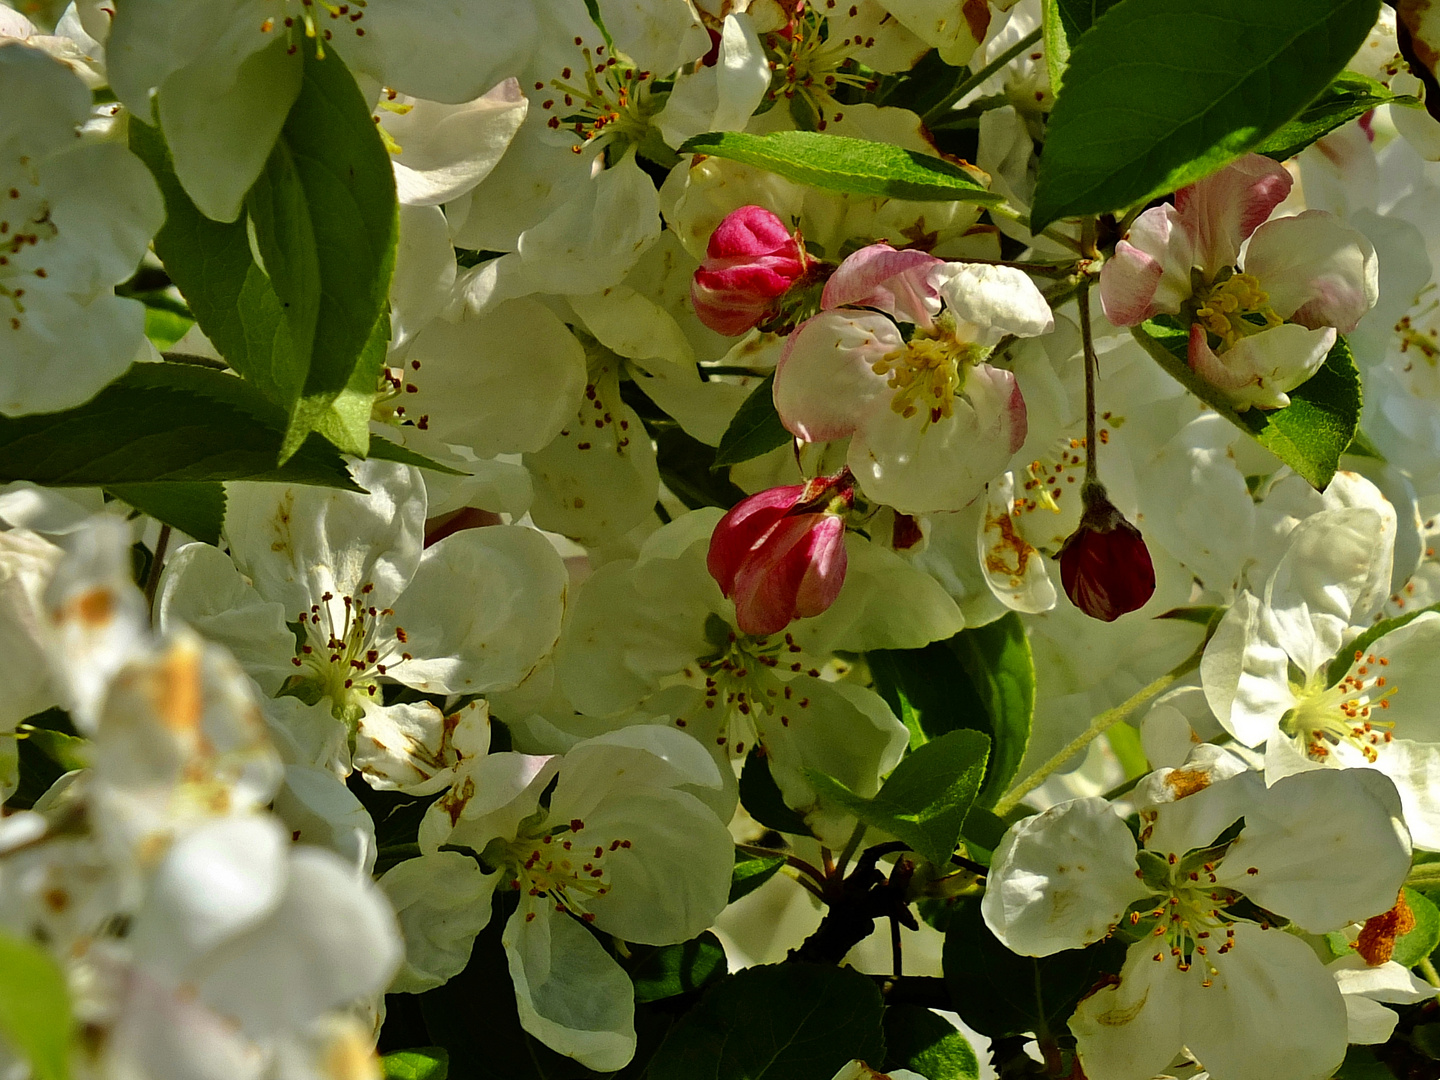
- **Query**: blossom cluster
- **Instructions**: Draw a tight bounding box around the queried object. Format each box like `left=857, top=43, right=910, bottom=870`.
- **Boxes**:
left=2, top=1, right=1440, bottom=1079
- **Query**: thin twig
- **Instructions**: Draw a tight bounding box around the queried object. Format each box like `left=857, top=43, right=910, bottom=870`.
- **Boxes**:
left=922, top=27, right=1042, bottom=124
left=1078, top=276, right=1100, bottom=488
left=144, top=525, right=172, bottom=617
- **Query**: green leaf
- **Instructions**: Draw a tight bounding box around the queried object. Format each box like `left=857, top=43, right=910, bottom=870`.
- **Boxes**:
left=366, top=434, right=469, bottom=476
left=1030, top=0, right=1381, bottom=231
left=882, top=1004, right=980, bottom=1080
left=730, top=852, right=786, bottom=902
left=949, top=614, right=1035, bottom=807
left=0, top=364, right=360, bottom=490
left=1333, top=1046, right=1399, bottom=1079
left=1325, top=602, right=1440, bottom=688
left=808, top=729, right=991, bottom=866
left=712, top=375, right=791, bottom=469
left=739, top=749, right=812, bottom=835
left=646, top=964, right=886, bottom=1080
left=1043, top=0, right=1124, bottom=89
left=0, top=930, right=73, bottom=1080
left=1255, top=70, right=1421, bottom=161
left=942, top=898, right=1126, bottom=1039
left=628, top=932, right=728, bottom=1003
left=1132, top=321, right=1362, bottom=490
left=250, top=45, right=397, bottom=460
left=107, top=482, right=226, bottom=544
left=868, top=642, right=988, bottom=750
left=1416, top=1022, right=1440, bottom=1060
left=678, top=131, right=1002, bottom=203
left=1105, top=722, right=1148, bottom=780
left=1390, top=887, right=1440, bottom=968
left=380, top=1048, right=448, bottom=1080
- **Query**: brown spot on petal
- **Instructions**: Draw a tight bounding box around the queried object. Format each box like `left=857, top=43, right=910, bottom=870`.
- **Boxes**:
left=1163, top=767, right=1212, bottom=800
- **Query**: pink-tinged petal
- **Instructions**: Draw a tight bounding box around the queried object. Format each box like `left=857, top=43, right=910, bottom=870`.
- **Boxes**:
left=790, top=514, right=848, bottom=618
left=967, top=362, right=1028, bottom=454
left=707, top=484, right=806, bottom=595
left=1242, top=210, right=1378, bottom=332
left=1174, top=153, right=1293, bottom=276
left=1188, top=322, right=1335, bottom=412
left=692, top=205, right=808, bottom=335
left=706, top=204, right=800, bottom=259
left=936, top=264, right=1054, bottom=346
left=1103, top=203, right=1197, bottom=325
left=775, top=311, right=898, bottom=441
left=820, top=243, right=944, bottom=326
left=730, top=513, right=849, bottom=636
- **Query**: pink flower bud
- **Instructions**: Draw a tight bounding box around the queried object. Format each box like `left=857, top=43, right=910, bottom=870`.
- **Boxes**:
left=1054, top=485, right=1155, bottom=622
left=707, top=469, right=853, bottom=637
left=691, top=205, right=808, bottom=336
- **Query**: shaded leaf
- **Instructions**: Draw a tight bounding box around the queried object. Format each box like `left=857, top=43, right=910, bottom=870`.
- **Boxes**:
left=1255, top=70, right=1421, bottom=161
left=0, top=930, right=72, bottom=1080
left=948, top=614, right=1034, bottom=807
left=882, top=1004, right=979, bottom=1080
left=380, top=1048, right=448, bottom=1080
left=739, top=749, right=811, bottom=835
left=712, top=375, right=791, bottom=469
left=729, top=853, right=786, bottom=903
left=628, top=933, right=728, bottom=1004
left=107, top=482, right=226, bottom=544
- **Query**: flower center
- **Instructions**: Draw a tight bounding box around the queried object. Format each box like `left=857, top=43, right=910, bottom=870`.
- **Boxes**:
left=374, top=358, right=429, bottom=430
left=872, top=331, right=983, bottom=427
left=1390, top=288, right=1440, bottom=400
left=259, top=0, right=370, bottom=52
left=764, top=2, right=879, bottom=130
left=1192, top=272, right=1283, bottom=352
left=537, top=44, right=656, bottom=156
left=286, top=584, right=413, bottom=721
left=0, top=177, right=56, bottom=334
left=498, top=815, right=632, bottom=923
left=1286, top=649, right=1397, bottom=764
left=671, top=617, right=825, bottom=758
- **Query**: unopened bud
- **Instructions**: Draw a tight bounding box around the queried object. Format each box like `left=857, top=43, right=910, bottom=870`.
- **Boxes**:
left=707, top=469, right=853, bottom=636
left=691, top=205, right=808, bottom=336
left=1054, top=483, right=1155, bottom=622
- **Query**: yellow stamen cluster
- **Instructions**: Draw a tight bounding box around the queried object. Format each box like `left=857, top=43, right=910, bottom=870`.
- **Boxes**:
left=1193, top=272, right=1282, bottom=352
left=765, top=2, right=879, bottom=131
left=871, top=334, right=979, bottom=427
left=507, top=817, right=633, bottom=923
left=537, top=42, right=655, bottom=155
left=1289, top=650, right=1397, bottom=764
left=289, top=584, right=413, bottom=719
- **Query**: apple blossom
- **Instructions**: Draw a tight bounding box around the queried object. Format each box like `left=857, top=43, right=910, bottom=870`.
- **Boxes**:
left=1100, top=153, right=1378, bottom=410
left=984, top=756, right=1411, bottom=1080
left=0, top=41, right=162, bottom=414
left=775, top=243, right=1052, bottom=514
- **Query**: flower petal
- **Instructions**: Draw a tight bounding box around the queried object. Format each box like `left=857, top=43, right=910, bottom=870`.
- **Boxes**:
left=1174, top=152, right=1293, bottom=276
left=982, top=797, right=1149, bottom=956
left=1243, top=210, right=1378, bottom=332
left=1070, top=943, right=1187, bottom=1080
left=774, top=312, right=897, bottom=442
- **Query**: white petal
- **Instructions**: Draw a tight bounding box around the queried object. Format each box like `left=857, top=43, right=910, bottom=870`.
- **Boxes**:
left=225, top=459, right=426, bottom=617
left=380, top=852, right=498, bottom=993
left=1184, top=924, right=1346, bottom=1080
left=977, top=472, right=1058, bottom=614
left=403, top=298, right=587, bottom=456
left=982, top=798, right=1148, bottom=956
left=1070, top=943, right=1187, bottom=1080
left=157, top=542, right=295, bottom=697
left=936, top=263, right=1054, bottom=346
left=384, top=79, right=529, bottom=207
left=1200, top=592, right=1295, bottom=747
left=1189, top=322, right=1334, bottom=412
left=1343, top=992, right=1400, bottom=1044
left=1243, top=211, right=1378, bottom=332
left=1215, top=769, right=1411, bottom=932
left=1371, top=738, right=1440, bottom=852
left=390, top=204, right=457, bottom=351
left=1330, top=953, right=1437, bottom=1004
left=388, top=525, right=567, bottom=695
left=272, top=765, right=377, bottom=874
left=505, top=903, right=636, bottom=1072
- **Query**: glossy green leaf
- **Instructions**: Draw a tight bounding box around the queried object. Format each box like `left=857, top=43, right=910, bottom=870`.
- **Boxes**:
left=646, top=964, right=886, bottom=1080
left=107, top=482, right=226, bottom=544
left=0, top=930, right=72, bottom=1080
left=730, top=852, right=786, bottom=902
left=1043, top=0, right=1124, bottom=88
left=712, top=375, right=791, bottom=468
left=380, top=1048, right=448, bottom=1080
left=882, top=1004, right=980, bottom=1080
left=0, top=364, right=358, bottom=490
left=1132, top=321, right=1362, bottom=490
left=942, top=898, right=1126, bottom=1039
left=808, top=729, right=990, bottom=866
left=1031, top=0, right=1380, bottom=230
left=628, top=932, right=728, bottom=1003
left=366, top=434, right=469, bottom=476
left=739, top=749, right=811, bottom=835
left=949, top=614, right=1035, bottom=807
left=1395, top=887, right=1440, bottom=967
left=1256, top=71, right=1421, bottom=161
left=250, top=44, right=397, bottom=459
left=679, top=131, right=1001, bottom=203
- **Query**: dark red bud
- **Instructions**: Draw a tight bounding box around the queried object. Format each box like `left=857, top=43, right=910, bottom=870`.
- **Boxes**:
left=1054, top=486, right=1155, bottom=622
